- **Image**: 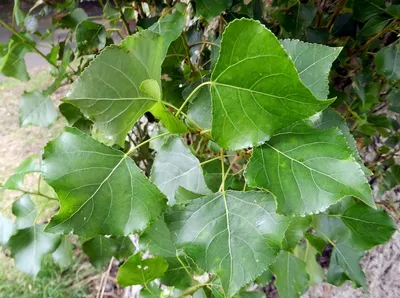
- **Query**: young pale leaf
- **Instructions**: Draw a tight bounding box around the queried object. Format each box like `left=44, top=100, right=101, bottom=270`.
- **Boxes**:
left=13, top=0, right=25, bottom=26
left=12, top=194, right=36, bottom=229
left=327, top=242, right=367, bottom=290
left=280, top=40, right=342, bottom=99
left=270, top=251, right=310, bottom=298
left=42, top=127, right=166, bottom=237
left=0, top=215, right=15, bottom=245
left=245, top=124, right=375, bottom=215
left=210, top=19, right=333, bottom=150
left=65, top=30, right=164, bottom=146
left=19, top=91, right=58, bottom=127
left=294, top=242, right=324, bottom=285
left=165, top=191, right=290, bottom=297
left=8, top=225, right=61, bottom=277
left=281, top=216, right=311, bottom=251
left=52, top=236, right=73, bottom=268
left=340, top=204, right=396, bottom=250
left=75, top=21, right=106, bottom=55
left=195, top=0, right=232, bottom=21
left=82, top=236, right=134, bottom=269
left=2, top=155, right=40, bottom=191
left=117, top=253, right=169, bottom=286
left=151, top=136, right=210, bottom=204
left=0, top=35, right=30, bottom=81
left=375, top=41, right=400, bottom=81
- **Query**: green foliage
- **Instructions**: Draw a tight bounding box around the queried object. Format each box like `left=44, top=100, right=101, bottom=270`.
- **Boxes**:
left=0, top=1, right=399, bottom=297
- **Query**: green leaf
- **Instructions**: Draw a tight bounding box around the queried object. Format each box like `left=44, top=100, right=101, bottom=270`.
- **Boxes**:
left=117, top=253, right=168, bottom=286
left=151, top=136, right=210, bottom=204
left=2, top=155, right=40, bottom=191
left=76, top=21, right=106, bottom=55
left=294, top=241, right=324, bottom=285
left=210, top=19, right=333, bottom=150
left=60, top=8, right=88, bottom=29
left=387, top=89, right=400, bottom=113
left=353, top=0, right=386, bottom=21
left=281, top=40, right=342, bottom=99
left=52, top=236, right=73, bottom=268
left=12, top=194, right=36, bottom=229
left=0, top=35, right=31, bottom=81
left=195, top=0, right=232, bottom=21
left=358, top=16, right=391, bottom=36
left=276, top=3, right=317, bottom=37
left=8, top=225, right=60, bottom=277
left=59, top=102, right=87, bottom=125
left=304, top=233, right=326, bottom=254
left=382, top=164, right=400, bottom=191
left=149, top=10, right=185, bottom=56
left=165, top=191, right=290, bottom=297
left=327, top=242, right=367, bottom=290
left=375, top=40, right=400, bottom=81
left=175, top=186, right=203, bottom=205
left=270, top=251, right=309, bottom=298
left=245, top=124, right=375, bottom=215
left=185, top=80, right=212, bottom=130
left=281, top=216, right=311, bottom=251
left=65, top=30, right=164, bottom=146
left=83, top=236, right=134, bottom=269
left=19, top=91, right=58, bottom=127
left=13, top=0, right=25, bottom=26
left=255, top=269, right=273, bottom=285
left=339, top=204, right=396, bottom=250
left=0, top=215, right=15, bottom=246
left=386, top=5, right=400, bottom=18
left=42, top=127, right=166, bottom=237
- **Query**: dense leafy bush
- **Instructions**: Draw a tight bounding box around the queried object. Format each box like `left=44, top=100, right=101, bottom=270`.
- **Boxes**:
left=0, top=0, right=399, bottom=297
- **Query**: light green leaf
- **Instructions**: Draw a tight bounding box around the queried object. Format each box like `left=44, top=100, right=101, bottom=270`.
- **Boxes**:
left=210, top=19, right=333, bottom=150
left=8, top=225, right=60, bottom=277
left=83, top=236, right=134, bottom=269
left=65, top=30, right=164, bottom=146
left=281, top=216, right=311, bottom=251
left=2, top=155, right=40, bottom=191
left=19, top=91, right=58, bottom=127
left=327, top=242, right=367, bottom=290
left=375, top=40, right=400, bottom=81
left=12, top=194, right=36, bottom=229
left=149, top=10, right=185, bottom=56
left=270, top=251, right=309, bottom=298
left=13, top=0, right=25, bottom=26
left=195, top=0, right=232, bottom=21
left=294, top=241, right=324, bottom=285
left=76, top=21, right=106, bottom=55
left=117, top=253, right=169, bottom=286
left=281, top=40, right=342, bottom=99
left=358, top=16, right=391, bottom=36
left=245, top=124, right=375, bottom=215
left=42, top=127, right=166, bottom=237
left=0, top=35, right=31, bottom=81
left=340, top=204, right=396, bottom=250
left=151, top=136, right=210, bottom=204
left=165, top=191, right=290, bottom=297
left=52, top=236, right=73, bottom=268
left=0, top=215, right=15, bottom=246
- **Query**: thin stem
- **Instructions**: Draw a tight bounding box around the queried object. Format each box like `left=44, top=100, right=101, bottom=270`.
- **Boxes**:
left=113, top=0, right=132, bottom=35
left=162, top=101, right=203, bottom=131
left=220, top=156, right=238, bottom=188
left=0, top=183, right=58, bottom=201
left=181, top=33, right=197, bottom=74
left=199, top=155, right=236, bottom=166
left=219, top=149, right=226, bottom=193
left=176, top=253, right=193, bottom=280
left=326, top=0, right=347, bottom=29
left=189, top=41, right=220, bottom=48
left=175, top=81, right=212, bottom=117
left=125, top=132, right=171, bottom=156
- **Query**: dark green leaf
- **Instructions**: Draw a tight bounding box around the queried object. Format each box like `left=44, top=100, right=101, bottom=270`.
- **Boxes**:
left=151, top=136, right=210, bottom=204
left=65, top=30, right=164, bottom=146
left=195, top=0, right=232, bottom=21
left=332, top=13, right=357, bottom=37
left=276, top=3, right=317, bottom=37
left=52, top=236, right=73, bottom=268
left=255, top=269, right=273, bottom=285
left=83, top=236, right=134, bottom=269
left=210, top=19, right=333, bottom=150
left=375, top=40, right=400, bottom=81
left=8, top=225, right=60, bottom=277
left=304, top=233, right=326, bottom=254
left=387, top=88, right=400, bottom=113
left=117, top=253, right=168, bottom=286
left=76, top=21, right=106, bottom=55
left=327, top=242, right=367, bottom=290
left=382, top=164, right=400, bottom=191
left=245, top=124, right=375, bottom=215
left=165, top=191, right=290, bottom=296
left=60, top=8, right=88, bottom=29
left=270, top=251, right=309, bottom=298
left=19, top=91, right=58, bottom=127
left=2, top=155, right=40, bottom=191
left=175, top=186, right=203, bottom=205
left=59, top=102, right=87, bottom=125
left=12, top=194, right=36, bottom=229
left=0, top=35, right=31, bottom=81
left=42, top=127, right=166, bottom=237
left=281, top=40, right=341, bottom=99
left=281, top=216, right=311, bottom=251
left=358, top=16, right=391, bottom=36
left=386, top=5, right=400, bottom=18
left=353, top=0, right=386, bottom=21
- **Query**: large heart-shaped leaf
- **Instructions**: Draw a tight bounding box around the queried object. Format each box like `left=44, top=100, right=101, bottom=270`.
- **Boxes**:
left=165, top=191, right=290, bottom=297
left=210, top=19, right=333, bottom=150
left=245, top=124, right=375, bottom=215
left=42, top=127, right=166, bottom=237
left=65, top=31, right=164, bottom=146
